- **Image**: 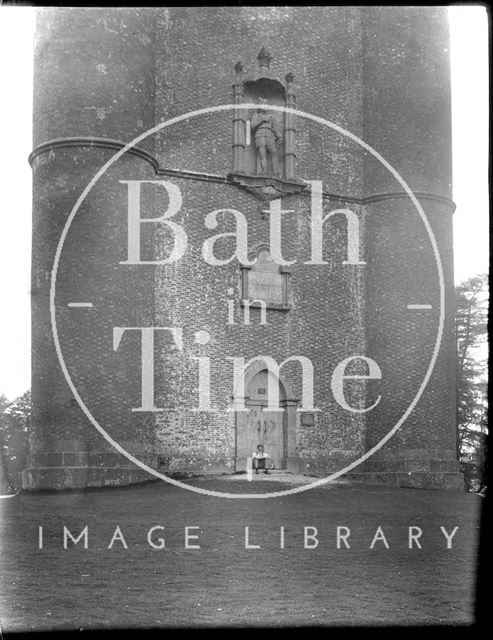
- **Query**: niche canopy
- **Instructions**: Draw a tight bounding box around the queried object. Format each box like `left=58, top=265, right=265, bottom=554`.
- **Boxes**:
left=228, top=47, right=306, bottom=204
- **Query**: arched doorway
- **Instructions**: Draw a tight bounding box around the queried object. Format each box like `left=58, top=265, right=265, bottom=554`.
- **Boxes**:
left=234, top=368, right=293, bottom=471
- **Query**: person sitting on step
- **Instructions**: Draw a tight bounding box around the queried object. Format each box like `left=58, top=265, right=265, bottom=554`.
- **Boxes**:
left=252, top=444, right=271, bottom=474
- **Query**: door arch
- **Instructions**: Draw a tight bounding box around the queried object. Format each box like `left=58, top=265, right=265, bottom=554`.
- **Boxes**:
left=233, top=367, right=298, bottom=471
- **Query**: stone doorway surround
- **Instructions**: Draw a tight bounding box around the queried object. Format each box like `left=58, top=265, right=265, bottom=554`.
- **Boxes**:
left=230, top=361, right=299, bottom=472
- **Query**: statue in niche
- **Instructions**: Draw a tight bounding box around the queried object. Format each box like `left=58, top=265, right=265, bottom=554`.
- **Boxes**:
left=229, top=48, right=306, bottom=205
left=251, top=99, right=282, bottom=177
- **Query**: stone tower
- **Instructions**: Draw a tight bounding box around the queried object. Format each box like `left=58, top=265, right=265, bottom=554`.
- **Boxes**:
left=23, top=7, right=462, bottom=490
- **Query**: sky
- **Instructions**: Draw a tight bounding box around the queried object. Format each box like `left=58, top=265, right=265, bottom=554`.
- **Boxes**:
left=0, top=6, right=489, bottom=401
left=449, top=6, right=489, bottom=283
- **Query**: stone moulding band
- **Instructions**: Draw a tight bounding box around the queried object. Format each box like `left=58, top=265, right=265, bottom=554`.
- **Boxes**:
left=28, top=137, right=456, bottom=212
left=29, top=136, right=160, bottom=173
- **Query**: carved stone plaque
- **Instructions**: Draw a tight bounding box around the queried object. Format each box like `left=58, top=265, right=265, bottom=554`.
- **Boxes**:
left=248, top=272, right=283, bottom=303
left=249, top=249, right=283, bottom=303
left=241, top=247, right=290, bottom=309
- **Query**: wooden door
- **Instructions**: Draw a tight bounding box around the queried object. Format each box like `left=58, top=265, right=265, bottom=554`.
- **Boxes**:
left=235, top=369, right=286, bottom=470
left=261, top=408, right=285, bottom=469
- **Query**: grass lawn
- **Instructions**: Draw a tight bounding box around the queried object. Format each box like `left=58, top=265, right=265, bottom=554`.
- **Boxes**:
left=0, top=478, right=482, bottom=629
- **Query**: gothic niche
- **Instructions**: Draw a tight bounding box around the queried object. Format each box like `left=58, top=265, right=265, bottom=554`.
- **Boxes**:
left=228, top=47, right=306, bottom=204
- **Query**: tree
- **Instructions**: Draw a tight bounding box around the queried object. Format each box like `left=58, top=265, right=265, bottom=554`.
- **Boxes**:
left=0, top=390, right=31, bottom=493
left=0, top=392, right=13, bottom=493
left=455, top=274, right=488, bottom=491
left=0, top=393, right=9, bottom=413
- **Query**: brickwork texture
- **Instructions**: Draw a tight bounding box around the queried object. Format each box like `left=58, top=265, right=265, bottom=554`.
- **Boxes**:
left=24, top=7, right=462, bottom=490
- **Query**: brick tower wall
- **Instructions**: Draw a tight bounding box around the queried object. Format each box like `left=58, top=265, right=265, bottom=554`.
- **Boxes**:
left=24, top=6, right=461, bottom=490
left=361, top=7, right=461, bottom=488
left=25, top=8, right=159, bottom=489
